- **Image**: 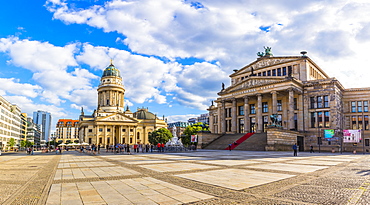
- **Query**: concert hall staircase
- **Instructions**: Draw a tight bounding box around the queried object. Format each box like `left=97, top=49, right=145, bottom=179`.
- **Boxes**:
left=203, top=132, right=267, bottom=151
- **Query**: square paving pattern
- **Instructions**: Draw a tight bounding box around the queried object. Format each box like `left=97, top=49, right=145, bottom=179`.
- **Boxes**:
left=176, top=169, right=296, bottom=190
left=245, top=162, right=329, bottom=173
left=139, top=162, right=218, bottom=172
left=47, top=177, right=213, bottom=205
left=54, top=166, right=141, bottom=180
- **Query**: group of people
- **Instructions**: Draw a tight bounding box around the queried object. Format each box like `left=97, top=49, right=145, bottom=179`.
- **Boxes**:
left=104, top=143, right=157, bottom=154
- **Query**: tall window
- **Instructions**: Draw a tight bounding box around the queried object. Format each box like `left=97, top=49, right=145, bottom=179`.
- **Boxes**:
left=238, top=106, right=244, bottom=116
left=324, top=111, right=330, bottom=128
left=294, top=98, right=298, bottom=110
left=317, top=96, right=323, bottom=108
left=358, top=116, right=363, bottom=130
left=263, top=71, right=266, bottom=76
left=310, top=97, right=316, bottom=109
left=277, top=100, right=282, bottom=111
left=267, top=70, right=271, bottom=76
left=250, top=104, right=256, bottom=114
left=351, top=101, right=356, bottom=113
left=311, top=112, right=316, bottom=128
left=262, top=102, right=268, bottom=113
left=364, top=101, right=369, bottom=112
left=318, top=111, right=323, bottom=128
left=365, top=115, right=369, bottom=130
left=352, top=116, right=357, bottom=129
left=277, top=68, right=281, bottom=76
left=324, top=95, right=329, bottom=108
left=282, top=67, right=287, bottom=75
left=358, top=101, right=363, bottom=112
left=272, top=69, right=276, bottom=76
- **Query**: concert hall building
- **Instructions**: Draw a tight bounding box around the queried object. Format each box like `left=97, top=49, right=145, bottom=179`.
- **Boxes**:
left=208, top=50, right=370, bottom=152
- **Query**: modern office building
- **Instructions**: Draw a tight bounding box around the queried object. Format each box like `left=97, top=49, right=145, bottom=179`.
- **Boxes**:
left=55, top=119, right=79, bottom=144
left=78, top=62, right=167, bottom=145
left=188, top=113, right=209, bottom=125
left=208, top=49, right=370, bottom=152
left=26, top=117, right=41, bottom=145
left=33, top=110, right=52, bottom=142
left=0, top=95, right=22, bottom=150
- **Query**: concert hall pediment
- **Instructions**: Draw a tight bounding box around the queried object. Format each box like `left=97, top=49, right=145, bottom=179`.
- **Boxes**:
left=235, top=57, right=300, bottom=76
left=224, top=78, right=285, bottom=93
left=97, top=113, right=138, bottom=123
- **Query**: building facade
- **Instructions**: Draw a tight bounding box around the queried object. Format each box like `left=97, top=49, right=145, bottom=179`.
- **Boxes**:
left=33, top=110, right=52, bottom=142
left=0, top=95, right=22, bottom=150
left=78, top=62, right=167, bottom=146
left=26, top=118, right=41, bottom=145
left=55, top=119, right=79, bottom=144
left=208, top=50, right=370, bottom=151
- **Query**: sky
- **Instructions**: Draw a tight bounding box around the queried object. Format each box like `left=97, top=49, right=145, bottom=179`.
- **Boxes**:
left=1, top=0, right=370, bottom=133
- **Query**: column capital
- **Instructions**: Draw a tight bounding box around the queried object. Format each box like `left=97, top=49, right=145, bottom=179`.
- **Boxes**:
left=270, top=91, right=278, bottom=95
left=257, top=93, right=262, bottom=97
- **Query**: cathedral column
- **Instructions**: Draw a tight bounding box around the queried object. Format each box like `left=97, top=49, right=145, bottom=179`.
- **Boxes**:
left=288, top=88, right=295, bottom=130
left=221, top=100, right=226, bottom=134
left=244, top=96, right=250, bottom=133
left=231, top=98, right=237, bottom=133
left=257, top=94, right=263, bottom=133
left=104, top=125, right=107, bottom=145
left=271, top=91, right=277, bottom=114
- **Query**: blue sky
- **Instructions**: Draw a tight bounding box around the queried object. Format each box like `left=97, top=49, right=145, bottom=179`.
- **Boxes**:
left=1, top=0, right=370, bottom=132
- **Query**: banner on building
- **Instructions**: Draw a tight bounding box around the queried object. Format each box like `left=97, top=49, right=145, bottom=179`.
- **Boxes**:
left=324, top=129, right=335, bottom=138
left=191, top=135, right=197, bottom=142
left=343, top=129, right=362, bottom=143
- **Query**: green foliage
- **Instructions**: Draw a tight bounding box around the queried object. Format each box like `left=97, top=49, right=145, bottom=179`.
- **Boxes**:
left=20, top=140, right=34, bottom=148
left=182, top=122, right=209, bottom=146
left=149, top=128, right=173, bottom=145
left=7, top=138, right=16, bottom=147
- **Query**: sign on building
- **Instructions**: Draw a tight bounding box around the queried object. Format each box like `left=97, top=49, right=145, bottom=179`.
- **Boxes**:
left=343, top=130, right=361, bottom=143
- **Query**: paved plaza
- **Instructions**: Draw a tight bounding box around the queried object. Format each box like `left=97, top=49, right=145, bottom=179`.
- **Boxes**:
left=0, top=150, right=370, bottom=204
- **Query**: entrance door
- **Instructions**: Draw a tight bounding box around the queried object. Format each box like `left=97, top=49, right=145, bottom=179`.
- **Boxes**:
left=239, top=118, right=244, bottom=133
left=250, top=117, right=256, bottom=132
left=297, top=136, right=304, bottom=151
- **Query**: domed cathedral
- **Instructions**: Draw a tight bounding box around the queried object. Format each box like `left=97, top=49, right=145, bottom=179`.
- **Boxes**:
left=78, top=61, right=167, bottom=146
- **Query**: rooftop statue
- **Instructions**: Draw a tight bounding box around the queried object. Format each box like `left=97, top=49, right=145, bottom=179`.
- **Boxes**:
left=264, top=46, right=273, bottom=56
left=257, top=46, right=273, bottom=57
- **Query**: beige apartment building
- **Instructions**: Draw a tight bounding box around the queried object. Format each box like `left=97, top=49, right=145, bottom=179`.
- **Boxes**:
left=208, top=50, right=369, bottom=152
left=55, top=119, right=79, bottom=143
left=0, top=95, right=22, bottom=150
left=78, top=62, right=167, bottom=146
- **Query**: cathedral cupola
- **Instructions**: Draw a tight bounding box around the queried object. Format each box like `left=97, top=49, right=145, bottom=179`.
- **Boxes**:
left=97, top=60, right=125, bottom=113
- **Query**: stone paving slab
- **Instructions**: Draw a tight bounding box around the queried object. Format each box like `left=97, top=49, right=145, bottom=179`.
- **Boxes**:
left=244, top=162, right=329, bottom=173
left=195, top=159, right=262, bottom=166
left=176, top=169, right=296, bottom=190
left=54, top=166, right=141, bottom=180
left=47, top=177, right=213, bottom=205
left=286, top=159, right=344, bottom=166
left=139, top=162, right=218, bottom=172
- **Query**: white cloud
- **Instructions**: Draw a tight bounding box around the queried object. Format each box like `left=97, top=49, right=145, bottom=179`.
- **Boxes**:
left=166, top=114, right=199, bottom=123
left=0, top=78, right=41, bottom=98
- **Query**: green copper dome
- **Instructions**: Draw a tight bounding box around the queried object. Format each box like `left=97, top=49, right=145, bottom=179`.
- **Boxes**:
left=102, top=63, right=121, bottom=78
left=134, top=109, right=157, bottom=120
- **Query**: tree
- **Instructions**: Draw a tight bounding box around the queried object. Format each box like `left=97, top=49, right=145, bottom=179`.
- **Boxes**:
left=20, top=140, right=34, bottom=148
left=182, top=122, right=210, bottom=146
left=149, top=128, right=173, bottom=145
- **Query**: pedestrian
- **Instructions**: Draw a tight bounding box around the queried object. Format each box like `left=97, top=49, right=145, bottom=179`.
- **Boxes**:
left=228, top=144, right=232, bottom=151
left=157, top=143, right=161, bottom=152
left=126, top=144, right=131, bottom=155
left=106, top=144, right=109, bottom=152
left=97, top=144, right=101, bottom=154
left=161, top=143, right=165, bottom=152
left=292, top=143, right=298, bottom=156
left=310, top=145, right=314, bottom=153
left=150, top=144, right=154, bottom=152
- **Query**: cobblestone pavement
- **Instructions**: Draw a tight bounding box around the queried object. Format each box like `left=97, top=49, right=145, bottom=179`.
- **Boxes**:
left=0, top=150, right=369, bottom=204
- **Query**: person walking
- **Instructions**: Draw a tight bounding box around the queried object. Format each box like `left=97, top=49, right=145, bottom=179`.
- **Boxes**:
left=292, top=143, right=298, bottom=156
left=228, top=144, right=232, bottom=151
left=310, top=145, right=314, bottom=153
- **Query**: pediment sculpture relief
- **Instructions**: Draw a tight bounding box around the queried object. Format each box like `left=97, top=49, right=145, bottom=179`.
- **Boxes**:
left=228, top=79, right=281, bottom=92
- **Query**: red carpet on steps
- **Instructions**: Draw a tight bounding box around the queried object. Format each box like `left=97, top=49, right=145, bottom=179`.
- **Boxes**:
left=224, top=133, right=255, bottom=150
